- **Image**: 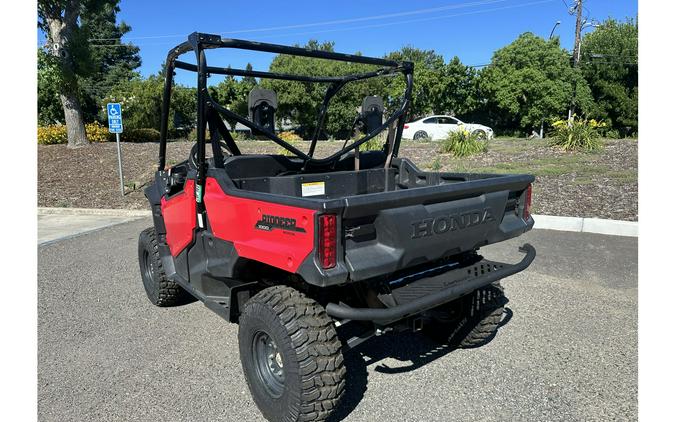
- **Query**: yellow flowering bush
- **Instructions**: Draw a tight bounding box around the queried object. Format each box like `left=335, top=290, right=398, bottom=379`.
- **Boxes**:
left=549, top=115, right=605, bottom=151
left=277, top=131, right=303, bottom=142
left=439, top=128, right=488, bottom=157
left=85, top=122, right=111, bottom=143
left=38, top=122, right=112, bottom=145
left=37, top=125, right=68, bottom=145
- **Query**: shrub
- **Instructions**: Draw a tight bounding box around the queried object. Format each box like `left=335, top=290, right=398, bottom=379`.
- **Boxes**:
left=359, top=135, right=385, bottom=152
left=187, top=128, right=246, bottom=143
left=85, top=122, right=110, bottom=143
left=38, top=122, right=112, bottom=145
left=231, top=131, right=249, bottom=142
left=439, top=129, right=487, bottom=157
left=122, top=128, right=161, bottom=143
left=549, top=116, right=605, bottom=151
left=276, top=142, right=302, bottom=157
left=604, top=128, right=620, bottom=139
left=38, top=125, right=68, bottom=145
left=278, top=131, right=303, bottom=142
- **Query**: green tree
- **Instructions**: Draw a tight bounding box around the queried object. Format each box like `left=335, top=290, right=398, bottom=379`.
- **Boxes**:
left=263, top=41, right=341, bottom=138
left=478, top=33, right=593, bottom=134
left=39, top=0, right=94, bottom=146
left=79, top=1, right=141, bottom=122
left=385, top=47, right=446, bottom=119
left=38, top=0, right=140, bottom=146
left=434, top=56, right=478, bottom=117
left=210, top=63, right=258, bottom=131
left=38, top=48, right=65, bottom=125
left=103, top=74, right=196, bottom=132
left=580, top=18, right=638, bottom=135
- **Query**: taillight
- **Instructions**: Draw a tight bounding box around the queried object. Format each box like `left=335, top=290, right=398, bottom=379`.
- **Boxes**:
left=523, top=184, right=533, bottom=220
left=318, top=214, right=337, bottom=269
left=404, top=124, right=409, bottom=129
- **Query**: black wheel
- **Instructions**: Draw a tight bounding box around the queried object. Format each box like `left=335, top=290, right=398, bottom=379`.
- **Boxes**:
left=138, top=227, right=190, bottom=307
left=238, top=286, right=345, bottom=422
left=472, top=129, right=487, bottom=141
left=425, top=282, right=506, bottom=348
left=413, top=130, right=429, bottom=140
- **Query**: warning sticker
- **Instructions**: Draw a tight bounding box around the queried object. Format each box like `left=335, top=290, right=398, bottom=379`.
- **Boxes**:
left=301, top=181, right=325, bottom=197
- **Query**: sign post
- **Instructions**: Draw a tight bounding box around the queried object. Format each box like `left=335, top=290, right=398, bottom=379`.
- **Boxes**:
left=107, top=103, right=125, bottom=195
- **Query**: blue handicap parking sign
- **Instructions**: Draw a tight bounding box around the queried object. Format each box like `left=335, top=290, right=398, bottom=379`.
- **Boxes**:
left=107, top=103, right=123, bottom=133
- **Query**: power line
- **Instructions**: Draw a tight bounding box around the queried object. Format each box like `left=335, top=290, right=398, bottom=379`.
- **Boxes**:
left=89, top=0, right=556, bottom=48
left=88, top=0, right=510, bottom=42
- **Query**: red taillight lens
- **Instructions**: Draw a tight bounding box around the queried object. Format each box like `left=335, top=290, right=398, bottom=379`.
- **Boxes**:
left=318, top=214, right=337, bottom=269
left=523, top=184, right=533, bottom=220
left=404, top=124, right=409, bottom=129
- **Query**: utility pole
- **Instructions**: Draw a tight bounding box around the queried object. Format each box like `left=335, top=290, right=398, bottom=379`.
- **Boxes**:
left=572, top=0, right=583, bottom=67
left=569, top=0, right=583, bottom=120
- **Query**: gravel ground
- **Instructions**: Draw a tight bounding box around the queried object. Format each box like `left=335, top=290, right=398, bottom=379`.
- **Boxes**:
left=38, top=219, right=637, bottom=422
left=38, top=138, right=638, bottom=220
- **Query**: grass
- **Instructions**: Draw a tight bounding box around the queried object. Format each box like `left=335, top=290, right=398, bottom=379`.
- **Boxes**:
left=416, top=137, right=637, bottom=185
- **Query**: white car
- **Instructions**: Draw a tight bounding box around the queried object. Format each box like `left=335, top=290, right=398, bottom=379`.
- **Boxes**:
left=401, top=115, right=494, bottom=140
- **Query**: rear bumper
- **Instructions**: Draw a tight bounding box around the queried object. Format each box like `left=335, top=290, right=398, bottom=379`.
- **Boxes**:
left=325, top=243, right=536, bottom=323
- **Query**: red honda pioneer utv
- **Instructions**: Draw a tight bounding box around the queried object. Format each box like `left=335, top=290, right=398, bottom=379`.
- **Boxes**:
left=138, top=33, right=536, bottom=422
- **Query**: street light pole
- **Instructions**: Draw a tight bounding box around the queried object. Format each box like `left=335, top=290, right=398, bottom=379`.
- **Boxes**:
left=549, top=20, right=561, bottom=40
left=541, top=20, right=561, bottom=138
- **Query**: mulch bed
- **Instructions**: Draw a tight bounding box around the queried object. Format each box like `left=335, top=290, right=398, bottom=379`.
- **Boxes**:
left=38, top=138, right=638, bottom=221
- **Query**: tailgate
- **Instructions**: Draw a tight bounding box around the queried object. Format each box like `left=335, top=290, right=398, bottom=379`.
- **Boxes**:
left=341, top=174, right=534, bottom=281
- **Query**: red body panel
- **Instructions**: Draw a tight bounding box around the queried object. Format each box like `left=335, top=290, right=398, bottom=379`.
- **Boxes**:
left=161, top=179, right=197, bottom=256
left=204, top=177, right=316, bottom=273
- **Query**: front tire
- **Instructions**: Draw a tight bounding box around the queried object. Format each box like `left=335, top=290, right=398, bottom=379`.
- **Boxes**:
left=472, top=129, right=487, bottom=141
left=238, top=286, right=346, bottom=422
left=138, top=227, right=190, bottom=307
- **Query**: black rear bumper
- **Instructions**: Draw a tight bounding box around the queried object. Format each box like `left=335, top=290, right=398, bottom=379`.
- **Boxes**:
left=325, top=243, right=536, bottom=323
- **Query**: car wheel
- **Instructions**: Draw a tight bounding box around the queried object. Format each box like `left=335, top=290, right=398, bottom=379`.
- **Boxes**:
left=473, top=129, right=487, bottom=141
left=413, top=130, right=429, bottom=140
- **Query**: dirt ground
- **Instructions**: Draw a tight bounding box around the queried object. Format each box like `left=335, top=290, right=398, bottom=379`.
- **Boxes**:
left=37, top=138, right=638, bottom=221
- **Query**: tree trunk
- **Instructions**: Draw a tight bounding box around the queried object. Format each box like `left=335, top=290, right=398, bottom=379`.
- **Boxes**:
left=60, top=90, right=88, bottom=148
left=47, top=10, right=89, bottom=148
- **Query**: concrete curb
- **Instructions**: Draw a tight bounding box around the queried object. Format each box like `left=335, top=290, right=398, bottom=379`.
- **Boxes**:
left=532, top=214, right=638, bottom=237
left=37, top=208, right=638, bottom=238
left=38, top=207, right=151, bottom=217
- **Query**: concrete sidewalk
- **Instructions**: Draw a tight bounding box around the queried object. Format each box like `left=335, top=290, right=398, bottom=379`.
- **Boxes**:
left=38, top=208, right=146, bottom=245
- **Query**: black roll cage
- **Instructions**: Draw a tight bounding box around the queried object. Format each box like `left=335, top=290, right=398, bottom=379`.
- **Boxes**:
left=158, top=32, right=414, bottom=179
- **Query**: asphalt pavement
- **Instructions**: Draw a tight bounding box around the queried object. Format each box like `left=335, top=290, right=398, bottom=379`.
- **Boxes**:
left=38, top=218, right=637, bottom=421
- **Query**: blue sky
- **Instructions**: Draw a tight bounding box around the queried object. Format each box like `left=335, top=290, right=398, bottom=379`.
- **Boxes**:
left=41, top=0, right=637, bottom=86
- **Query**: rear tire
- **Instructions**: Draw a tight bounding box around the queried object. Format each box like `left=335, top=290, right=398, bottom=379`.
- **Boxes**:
left=413, top=130, right=429, bottom=140
left=138, top=227, right=190, bottom=307
left=426, top=282, right=506, bottom=348
left=238, top=286, right=346, bottom=422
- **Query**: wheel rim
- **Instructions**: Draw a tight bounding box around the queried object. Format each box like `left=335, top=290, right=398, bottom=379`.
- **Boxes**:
left=252, top=330, right=285, bottom=398
left=142, top=249, right=154, bottom=283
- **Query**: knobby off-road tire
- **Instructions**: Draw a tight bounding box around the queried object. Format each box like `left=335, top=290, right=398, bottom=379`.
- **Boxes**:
left=238, top=286, right=346, bottom=422
left=427, top=282, right=506, bottom=348
left=138, top=227, right=190, bottom=307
